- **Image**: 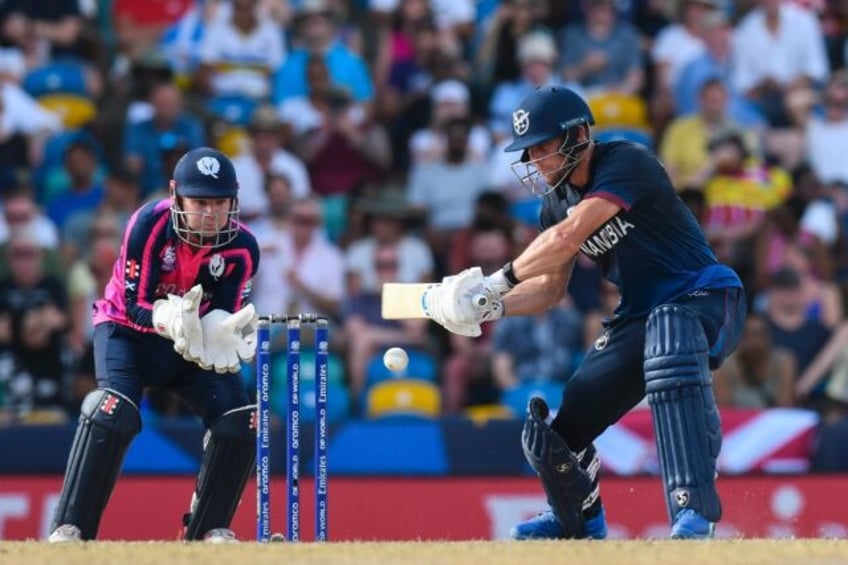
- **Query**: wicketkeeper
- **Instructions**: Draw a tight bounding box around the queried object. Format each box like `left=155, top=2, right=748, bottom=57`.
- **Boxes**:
left=48, top=147, right=260, bottom=543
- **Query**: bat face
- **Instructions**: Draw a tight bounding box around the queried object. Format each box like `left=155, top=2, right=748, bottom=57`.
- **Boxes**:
left=381, top=283, right=432, bottom=319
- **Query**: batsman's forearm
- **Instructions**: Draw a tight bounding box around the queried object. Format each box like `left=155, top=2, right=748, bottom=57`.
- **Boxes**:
left=511, top=226, right=580, bottom=282
left=501, top=270, right=571, bottom=317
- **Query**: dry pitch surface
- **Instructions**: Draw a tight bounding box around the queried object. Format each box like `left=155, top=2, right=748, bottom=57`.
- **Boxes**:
left=3, top=540, right=848, bottom=565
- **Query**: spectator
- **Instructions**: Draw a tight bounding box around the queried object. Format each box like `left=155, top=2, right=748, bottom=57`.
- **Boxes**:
left=194, top=0, right=286, bottom=100
left=650, top=0, right=718, bottom=122
left=65, top=229, right=120, bottom=357
left=702, top=128, right=791, bottom=281
left=476, top=0, right=547, bottom=87
left=45, top=141, right=104, bottom=233
left=558, top=0, right=644, bottom=96
left=409, top=79, right=490, bottom=164
left=0, top=186, right=59, bottom=251
left=61, top=167, right=140, bottom=265
left=489, top=31, right=567, bottom=143
left=713, top=312, right=797, bottom=408
left=803, top=71, right=848, bottom=186
left=442, top=226, right=513, bottom=415
left=112, top=0, right=195, bottom=64
left=0, top=225, right=68, bottom=419
left=296, top=82, right=391, bottom=200
left=407, top=117, right=492, bottom=267
left=232, top=105, right=311, bottom=223
left=342, top=243, right=429, bottom=398
left=762, top=267, right=832, bottom=389
left=448, top=190, right=533, bottom=274
left=272, top=0, right=373, bottom=105
left=674, top=11, right=765, bottom=128
left=660, top=77, right=745, bottom=191
left=491, top=298, right=584, bottom=392
left=732, top=0, right=829, bottom=128
left=1, top=1, right=89, bottom=61
left=123, top=82, right=205, bottom=197
left=345, top=188, right=433, bottom=294
left=252, top=195, right=346, bottom=323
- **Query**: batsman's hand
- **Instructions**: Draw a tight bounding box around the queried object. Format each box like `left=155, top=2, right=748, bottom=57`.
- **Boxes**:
left=421, top=267, right=504, bottom=337
left=196, top=304, right=259, bottom=374
left=153, top=284, right=204, bottom=361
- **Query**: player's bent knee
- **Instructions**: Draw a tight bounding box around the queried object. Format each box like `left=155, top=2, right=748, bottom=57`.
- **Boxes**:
left=644, top=304, right=711, bottom=389
left=80, top=388, right=142, bottom=436
left=210, top=405, right=255, bottom=442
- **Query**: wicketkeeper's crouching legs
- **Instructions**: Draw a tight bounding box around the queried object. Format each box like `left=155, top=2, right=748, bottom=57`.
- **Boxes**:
left=511, top=397, right=606, bottom=540
left=50, top=389, right=142, bottom=540
left=644, top=305, right=722, bottom=538
left=182, top=405, right=256, bottom=540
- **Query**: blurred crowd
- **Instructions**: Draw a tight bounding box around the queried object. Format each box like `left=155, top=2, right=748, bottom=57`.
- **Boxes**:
left=4, top=0, right=848, bottom=431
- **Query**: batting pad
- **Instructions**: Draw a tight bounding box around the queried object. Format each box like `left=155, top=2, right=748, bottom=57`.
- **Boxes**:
left=644, top=305, right=722, bottom=523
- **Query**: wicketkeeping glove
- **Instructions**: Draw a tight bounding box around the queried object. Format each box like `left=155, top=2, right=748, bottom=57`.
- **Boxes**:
left=196, top=304, right=259, bottom=374
left=152, top=284, right=204, bottom=361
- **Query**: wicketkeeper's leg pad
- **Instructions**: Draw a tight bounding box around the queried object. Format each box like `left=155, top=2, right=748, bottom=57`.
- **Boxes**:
left=521, top=397, right=592, bottom=538
left=644, top=304, right=722, bottom=523
left=51, top=388, right=142, bottom=539
left=183, top=405, right=256, bottom=540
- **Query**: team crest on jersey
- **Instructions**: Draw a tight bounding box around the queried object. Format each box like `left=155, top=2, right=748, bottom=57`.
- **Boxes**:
left=161, top=245, right=176, bottom=272
left=513, top=109, right=530, bottom=136
left=197, top=156, right=220, bottom=178
left=209, top=253, right=225, bottom=279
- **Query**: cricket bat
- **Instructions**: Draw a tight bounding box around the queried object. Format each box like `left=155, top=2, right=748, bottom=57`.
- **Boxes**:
left=381, top=283, right=431, bottom=319
left=381, top=283, right=490, bottom=320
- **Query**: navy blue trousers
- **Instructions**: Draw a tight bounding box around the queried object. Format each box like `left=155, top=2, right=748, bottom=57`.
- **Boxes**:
left=552, top=287, right=747, bottom=452
left=93, top=322, right=250, bottom=426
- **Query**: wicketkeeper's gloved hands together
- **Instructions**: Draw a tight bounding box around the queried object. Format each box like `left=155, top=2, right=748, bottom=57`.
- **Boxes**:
left=421, top=267, right=505, bottom=337
left=153, top=284, right=204, bottom=361
left=197, top=304, right=259, bottom=374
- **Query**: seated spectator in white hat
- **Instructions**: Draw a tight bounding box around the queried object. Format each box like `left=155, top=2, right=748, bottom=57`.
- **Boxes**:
left=409, top=79, right=491, bottom=164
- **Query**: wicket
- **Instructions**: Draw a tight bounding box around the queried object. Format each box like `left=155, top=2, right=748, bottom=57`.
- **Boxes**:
left=255, top=313, right=329, bottom=542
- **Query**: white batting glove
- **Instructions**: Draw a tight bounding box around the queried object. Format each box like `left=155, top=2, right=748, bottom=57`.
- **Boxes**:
left=152, top=284, right=204, bottom=360
left=422, top=267, right=504, bottom=337
left=197, top=304, right=259, bottom=374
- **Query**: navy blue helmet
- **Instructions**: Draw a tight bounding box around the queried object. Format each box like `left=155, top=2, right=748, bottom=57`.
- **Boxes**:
left=170, top=147, right=240, bottom=248
left=504, top=86, right=595, bottom=195
left=172, top=147, right=239, bottom=198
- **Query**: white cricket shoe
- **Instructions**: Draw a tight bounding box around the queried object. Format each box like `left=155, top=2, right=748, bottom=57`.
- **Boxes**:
left=48, top=524, right=82, bottom=543
left=203, top=528, right=238, bottom=543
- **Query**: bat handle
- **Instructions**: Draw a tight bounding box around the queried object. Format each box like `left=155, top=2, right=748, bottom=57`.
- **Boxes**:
left=472, top=294, right=489, bottom=309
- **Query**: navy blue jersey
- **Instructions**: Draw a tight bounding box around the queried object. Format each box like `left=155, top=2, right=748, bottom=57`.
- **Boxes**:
left=540, top=141, right=741, bottom=317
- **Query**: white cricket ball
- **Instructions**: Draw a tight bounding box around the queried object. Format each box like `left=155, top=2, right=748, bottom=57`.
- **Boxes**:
left=383, top=347, right=409, bottom=372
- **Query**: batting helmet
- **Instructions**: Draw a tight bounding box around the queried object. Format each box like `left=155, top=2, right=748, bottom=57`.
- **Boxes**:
left=505, top=86, right=595, bottom=195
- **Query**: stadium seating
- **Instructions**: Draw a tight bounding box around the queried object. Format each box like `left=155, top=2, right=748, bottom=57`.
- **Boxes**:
left=500, top=381, right=566, bottom=417
left=23, top=60, right=96, bottom=129
left=365, top=378, right=442, bottom=419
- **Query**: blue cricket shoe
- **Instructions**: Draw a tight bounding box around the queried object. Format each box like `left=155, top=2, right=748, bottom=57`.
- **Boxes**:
left=510, top=506, right=608, bottom=540
left=670, top=509, right=715, bottom=539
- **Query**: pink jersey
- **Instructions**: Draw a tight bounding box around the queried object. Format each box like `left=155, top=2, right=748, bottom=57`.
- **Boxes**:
left=93, top=199, right=260, bottom=332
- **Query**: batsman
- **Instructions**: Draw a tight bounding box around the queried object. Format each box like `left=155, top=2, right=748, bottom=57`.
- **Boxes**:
left=48, top=147, right=260, bottom=543
left=423, top=86, right=746, bottom=539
